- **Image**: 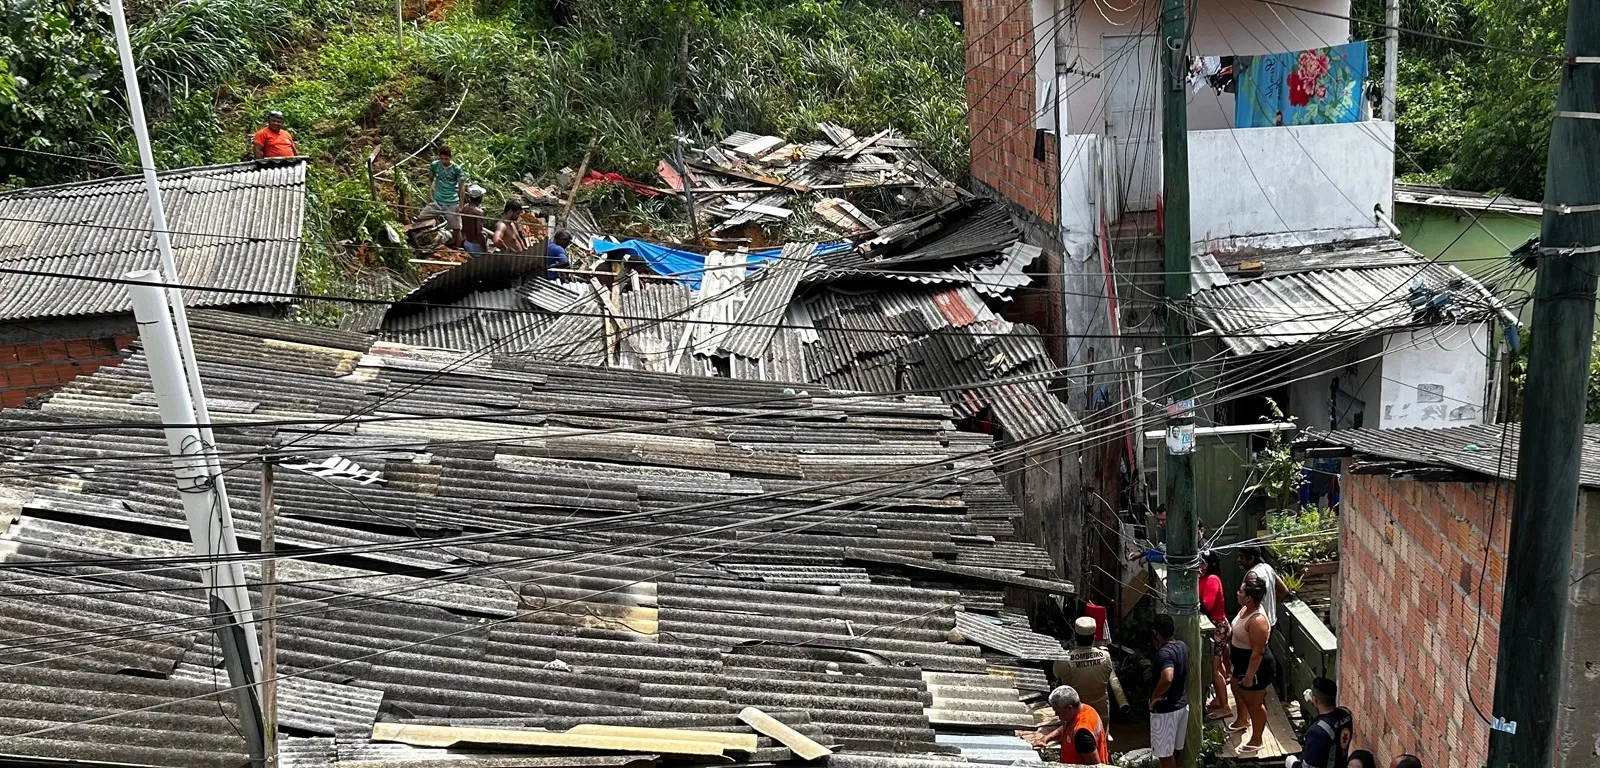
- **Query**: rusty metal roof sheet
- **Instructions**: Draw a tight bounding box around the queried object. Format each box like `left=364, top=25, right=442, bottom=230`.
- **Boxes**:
left=0, top=159, right=305, bottom=321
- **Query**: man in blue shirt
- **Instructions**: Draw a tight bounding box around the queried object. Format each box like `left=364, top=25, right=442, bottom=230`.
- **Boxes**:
left=546, top=230, right=573, bottom=274
left=1148, top=614, right=1189, bottom=768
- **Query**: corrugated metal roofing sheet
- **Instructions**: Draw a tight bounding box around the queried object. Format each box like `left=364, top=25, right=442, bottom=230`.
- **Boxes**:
left=1299, top=423, right=1600, bottom=488
left=0, top=159, right=305, bottom=320
left=1191, top=242, right=1505, bottom=356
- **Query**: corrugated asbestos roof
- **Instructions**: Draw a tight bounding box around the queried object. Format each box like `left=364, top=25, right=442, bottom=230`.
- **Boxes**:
left=0, top=315, right=1072, bottom=768
left=0, top=159, right=306, bottom=320
left=1191, top=240, right=1506, bottom=356
left=1393, top=183, right=1542, bottom=217
left=1299, top=423, right=1600, bottom=488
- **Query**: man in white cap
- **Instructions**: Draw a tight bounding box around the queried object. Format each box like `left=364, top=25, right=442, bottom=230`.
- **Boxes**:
left=1052, top=616, right=1126, bottom=722
left=457, top=184, right=487, bottom=252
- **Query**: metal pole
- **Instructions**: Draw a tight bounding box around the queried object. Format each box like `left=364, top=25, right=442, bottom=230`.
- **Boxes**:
left=1383, top=0, right=1398, bottom=122
left=126, top=271, right=266, bottom=766
left=108, top=0, right=245, bottom=608
left=1133, top=347, right=1146, bottom=499
left=1487, top=3, right=1600, bottom=764
left=396, top=0, right=404, bottom=50
left=1159, top=0, right=1201, bottom=762
left=260, top=459, right=278, bottom=767
left=673, top=136, right=701, bottom=239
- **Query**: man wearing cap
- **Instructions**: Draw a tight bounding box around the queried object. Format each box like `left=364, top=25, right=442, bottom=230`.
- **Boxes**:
left=1285, top=678, right=1352, bottom=768
left=458, top=185, right=487, bottom=252
left=1052, top=616, right=1127, bottom=722
left=251, top=111, right=297, bottom=159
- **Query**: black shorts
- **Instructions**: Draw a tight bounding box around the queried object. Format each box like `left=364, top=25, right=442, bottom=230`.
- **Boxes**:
left=1230, top=645, right=1275, bottom=691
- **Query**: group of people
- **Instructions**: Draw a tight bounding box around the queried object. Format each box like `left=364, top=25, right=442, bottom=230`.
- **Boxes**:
left=248, top=113, right=574, bottom=271
left=1047, top=544, right=1424, bottom=768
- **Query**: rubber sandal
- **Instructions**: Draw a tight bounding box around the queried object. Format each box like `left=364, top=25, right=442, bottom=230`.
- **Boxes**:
left=1225, top=722, right=1249, bottom=734
left=1237, top=744, right=1263, bottom=755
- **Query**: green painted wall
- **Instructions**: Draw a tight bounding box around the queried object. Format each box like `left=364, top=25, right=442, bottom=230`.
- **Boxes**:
left=1395, top=205, right=1539, bottom=279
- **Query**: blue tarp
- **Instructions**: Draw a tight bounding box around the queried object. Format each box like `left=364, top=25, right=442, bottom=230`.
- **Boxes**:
left=593, top=238, right=853, bottom=289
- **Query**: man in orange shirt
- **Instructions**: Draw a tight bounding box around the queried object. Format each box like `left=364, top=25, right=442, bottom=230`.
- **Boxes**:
left=1044, top=686, right=1108, bottom=765
left=251, top=111, right=297, bottom=159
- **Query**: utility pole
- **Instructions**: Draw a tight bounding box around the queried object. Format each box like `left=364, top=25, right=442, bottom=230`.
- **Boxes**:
left=108, top=1, right=267, bottom=761
left=1487, top=3, right=1600, bottom=766
left=127, top=272, right=267, bottom=766
left=260, top=458, right=279, bottom=767
left=395, top=0, right=404, bottom=50
left=1382, top=0, right=1398, bottom=122
left=1159, top=0, right=1201, bottom=762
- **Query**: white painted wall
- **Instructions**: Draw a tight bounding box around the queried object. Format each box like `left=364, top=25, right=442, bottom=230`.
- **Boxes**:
left=1377, top=323, right=1493, bottom=429
left=1059, top=0, right=1351, bottom=135
left=1284, top=337, right=1384, bottom=432
left=1187, top=121, right=1395, bottom=250
left=1032, top=0, right=1057, bottom=130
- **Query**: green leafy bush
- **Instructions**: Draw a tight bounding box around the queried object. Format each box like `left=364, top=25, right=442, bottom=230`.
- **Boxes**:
left=1264, top=507, right=1340, bottom=568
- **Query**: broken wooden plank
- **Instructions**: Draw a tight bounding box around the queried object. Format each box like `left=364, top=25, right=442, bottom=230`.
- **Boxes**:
left=566, top=725, right=758, bottom=752
left=739, top=707, right=833, bottom=761
left=686, top=161, right=812, bottom=193
left=723, top=201, right=792, bottom=219
left=369, top=723, right=729, bottom=757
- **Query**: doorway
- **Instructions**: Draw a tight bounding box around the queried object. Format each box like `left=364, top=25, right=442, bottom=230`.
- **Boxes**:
left=1101, top=34, right=1161, bottom=212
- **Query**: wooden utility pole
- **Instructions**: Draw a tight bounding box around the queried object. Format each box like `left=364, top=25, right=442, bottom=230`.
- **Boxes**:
left=260, top=458, right=279, bottom=767
left=1159, top=0, right=1201, bottom=761
left=1487, top=3, right=1600, bottom=766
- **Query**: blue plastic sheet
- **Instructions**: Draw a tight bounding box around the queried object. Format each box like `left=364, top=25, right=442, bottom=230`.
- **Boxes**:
left=593, top=239, right=852, bottom=289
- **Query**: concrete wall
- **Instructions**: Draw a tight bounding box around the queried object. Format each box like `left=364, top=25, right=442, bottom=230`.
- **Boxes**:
left=1283, top=337, right=1385, bottom=432
left=1340, top=471, right=1600, bottom=768
left=1188, top=121, right=1395, bottom=249
left=0, top=335, right=133, bottom=407
left=1058, top=0, right=1351, bottom=135
left=1377, top=323, right=1493, bottom=428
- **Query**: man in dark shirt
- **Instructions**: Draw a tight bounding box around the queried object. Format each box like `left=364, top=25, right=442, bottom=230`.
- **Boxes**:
left=1286, top=677, right=1353, bottom=768
left=546, top=229, right=573, bottom=274
left=1148, top=614, right=1189, bottom=768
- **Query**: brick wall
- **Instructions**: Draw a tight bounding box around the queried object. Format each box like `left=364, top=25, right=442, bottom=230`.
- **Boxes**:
left=1340, top=471, right=1511, bottom=767
left=965, top=0, right=1058, bottom=223
left=0, top=336, right=133, bottom=408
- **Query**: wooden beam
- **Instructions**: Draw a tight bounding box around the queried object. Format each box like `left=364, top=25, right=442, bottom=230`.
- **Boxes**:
left=738, top=707, right=832, bottom=761
left=565, top=725, right=757, bottom=752
left=370, top=723, right=729, bottom=757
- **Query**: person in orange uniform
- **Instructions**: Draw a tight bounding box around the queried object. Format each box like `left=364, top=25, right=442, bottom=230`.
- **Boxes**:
left=251, top=111, right=298, bottom=159
left=1044, top=686, right=1108, bottom=765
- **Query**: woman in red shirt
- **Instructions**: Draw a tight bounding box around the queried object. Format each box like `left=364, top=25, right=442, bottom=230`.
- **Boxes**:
left=1200, top=551, right=1231, bottom=717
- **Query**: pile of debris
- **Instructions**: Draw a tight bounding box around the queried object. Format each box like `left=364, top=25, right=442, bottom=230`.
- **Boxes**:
left=660, top=123, right=962, bottom=239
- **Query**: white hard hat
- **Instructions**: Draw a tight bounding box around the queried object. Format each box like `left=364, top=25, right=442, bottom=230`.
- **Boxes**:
left=1073, top=616, right=1097, bottom=637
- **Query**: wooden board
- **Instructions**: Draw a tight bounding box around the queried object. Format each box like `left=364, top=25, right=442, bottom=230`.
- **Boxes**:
left=370, top=723, right=729, bottom=757
left=565, top=725, right=757, bottom=752
left=1222, top=688, right=1300, bottom=761
left=739, top=707, right=832, bottom=761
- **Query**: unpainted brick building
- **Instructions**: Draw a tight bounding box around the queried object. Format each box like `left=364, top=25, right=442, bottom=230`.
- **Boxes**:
left=1312, top=425, right=1600, bottom=768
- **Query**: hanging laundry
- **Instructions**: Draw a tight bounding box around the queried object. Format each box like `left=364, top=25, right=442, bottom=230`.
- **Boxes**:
left=1235, top=41, right=1367, bottom=128
left=1187, top=55, right=1222, bottom=93
left=1209, top=56, right=1237, bottom=94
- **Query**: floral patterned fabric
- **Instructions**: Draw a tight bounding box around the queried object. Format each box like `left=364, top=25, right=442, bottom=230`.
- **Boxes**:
left=1235, top=42, right=1367, bottom=128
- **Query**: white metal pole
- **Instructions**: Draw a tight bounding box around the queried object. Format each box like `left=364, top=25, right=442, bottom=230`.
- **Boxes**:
left=108, top=0, right=242, bottom=570
left=1133, top=347, right=1145, bottom=500
left=128, top=271, right=267, bottom=765
left=1383, top=0, right=1399, bottom=122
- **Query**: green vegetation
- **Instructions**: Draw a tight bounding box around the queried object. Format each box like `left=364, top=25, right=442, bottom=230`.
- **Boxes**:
left=1353, top=0, right=1568, bottom=200
left=1, top=0, right=967, bottom=310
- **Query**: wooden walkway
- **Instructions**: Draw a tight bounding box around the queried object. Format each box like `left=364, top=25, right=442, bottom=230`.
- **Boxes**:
left=1219, top=688, right=1300, bottom=761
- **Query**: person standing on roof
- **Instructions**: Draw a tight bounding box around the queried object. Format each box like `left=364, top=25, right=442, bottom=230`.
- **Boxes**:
left=1043, top=686, right=1108, bottom=766
left=1052, top=616, right=1127, bottom=724
left=458, top=185, right=487, bottom=252
left=250, top=111, right=297, bottom=159
left=423, top=144, right=467, bottom=240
